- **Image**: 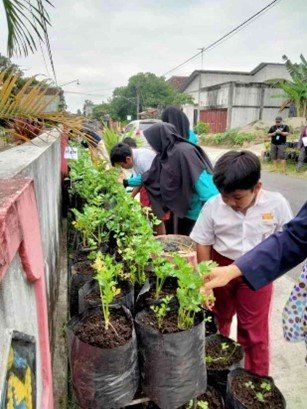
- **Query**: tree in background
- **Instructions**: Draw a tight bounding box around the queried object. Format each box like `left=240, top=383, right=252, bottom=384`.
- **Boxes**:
left=92, top=102, right=111, bottom=122
left=277, top=54, right=307, bottom=117
left=108, top=72, right=193, bottom=121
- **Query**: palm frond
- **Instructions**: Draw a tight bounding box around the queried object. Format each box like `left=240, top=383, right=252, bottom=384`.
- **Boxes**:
left=3, top=0, right=53, bottom=57
left=0, top=70, right=85, bottom=142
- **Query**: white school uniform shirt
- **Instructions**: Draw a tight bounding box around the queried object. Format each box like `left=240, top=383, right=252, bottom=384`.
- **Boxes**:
left=190, top=190, right=293, bottom=260
left=132, top=148, right=156, bottom=175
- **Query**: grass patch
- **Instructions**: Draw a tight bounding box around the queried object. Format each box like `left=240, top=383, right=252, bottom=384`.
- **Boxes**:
left=261, top=160, right=307, bottom=179
left=200, top=130, right=257, bottom=147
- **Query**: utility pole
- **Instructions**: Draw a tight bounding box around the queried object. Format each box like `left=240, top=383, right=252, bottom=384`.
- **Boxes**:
left=136, top=86, right=140, bottom=120
left=197, top=48, right=204, bottom=122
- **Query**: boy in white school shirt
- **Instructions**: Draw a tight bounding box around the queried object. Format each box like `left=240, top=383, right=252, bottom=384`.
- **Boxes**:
left=190, top=151, right=293, bottom=376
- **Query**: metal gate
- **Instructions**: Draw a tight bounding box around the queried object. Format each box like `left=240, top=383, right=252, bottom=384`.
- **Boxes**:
left=200, top=109, right=227, bottom=133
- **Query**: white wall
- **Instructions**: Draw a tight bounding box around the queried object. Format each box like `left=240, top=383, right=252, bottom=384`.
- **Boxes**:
left=0, top=130, right=62, bottom=319
left=231, top=107, right=260, bottom=128
left=253, top=64, right=291, bottom=82
left=184, top=72, right=251, bottom=95
left=233, top=85, right=262, bottom=106
left=182, top=105, right=196, bottom=127
left=0, top=254, right=42, bottom=406
left=0, top=130, right=63, bottom=407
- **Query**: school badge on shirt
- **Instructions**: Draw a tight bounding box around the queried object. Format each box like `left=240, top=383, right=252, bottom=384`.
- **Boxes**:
left=262, top=213, right=274, bottom=221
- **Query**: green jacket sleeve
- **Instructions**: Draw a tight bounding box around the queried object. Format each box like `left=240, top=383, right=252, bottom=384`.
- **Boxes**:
left=194, top=171, right=219, bottom=202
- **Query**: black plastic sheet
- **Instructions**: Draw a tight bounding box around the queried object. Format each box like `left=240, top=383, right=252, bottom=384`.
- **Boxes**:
left=69, top=261, right=93, bottom=317
left=67, top=307, right=139, bottom=409
left=206, top=334, right=243, bottom=398
left=226, top=368, right=286, bottom=409
left=201, top=308, right=218, bottom=337
left=78, top=279, right=134, bottom=314
left=135, top=310, right=207, bottom=409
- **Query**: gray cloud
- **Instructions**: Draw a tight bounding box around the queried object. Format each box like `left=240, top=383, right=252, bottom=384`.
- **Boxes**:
left=0, top=0, right=306, bottom=112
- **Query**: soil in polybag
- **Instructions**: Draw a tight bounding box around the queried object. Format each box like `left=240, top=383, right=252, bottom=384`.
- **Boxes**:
left=78, top=278, right=134, bottom=314
left=181, top=385, right=225, bottom=408
left=135, top=276, right=178, bottom=313
left=226, top=368, right=286, bottom=409
left=203, top=309, right=218, bottom=337
left=135, top=308, right=207, bottom=409
left=206, top=334, right=243, bottom=398
left=67, top=306, right=139, bottom=409
left=69, top=261, right=95, bottom=317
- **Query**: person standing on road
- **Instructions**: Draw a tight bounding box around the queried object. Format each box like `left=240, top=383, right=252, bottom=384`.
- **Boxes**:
left=297, top=124, right=307, bottom=172
left=190, top=151, right=293, bottom=376
left=268, top=116, right=290, bottom=174
left=200, top=201, right=307, bottom=360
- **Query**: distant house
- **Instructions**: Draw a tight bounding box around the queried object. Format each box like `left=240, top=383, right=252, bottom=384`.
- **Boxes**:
left=171, top=63, right=291, bottom=132
left=83, top=100, right=95, bottom=117
left=23, top=86, right=65, bottom=112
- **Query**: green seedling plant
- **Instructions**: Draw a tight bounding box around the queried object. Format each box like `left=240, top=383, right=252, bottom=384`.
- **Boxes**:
left=93, top=253, right=122, bottom=332
left=173, top=256, right=217, bottom=330
left=244, top=380, right=272, bottom=403
left=72, top=205, right=109, bottom=248
left=150, top=296, right=173, bottom=329
left=174, top=255, right=205, bottom=330
left=153, top=256, right=175, bottom=299
left=205, top=341, right=241, bottom=365
left=187, top=400, right=209, bottom=409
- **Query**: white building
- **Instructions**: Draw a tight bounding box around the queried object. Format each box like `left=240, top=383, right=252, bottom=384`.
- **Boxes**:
left=176, top=63, right=291, bottom=132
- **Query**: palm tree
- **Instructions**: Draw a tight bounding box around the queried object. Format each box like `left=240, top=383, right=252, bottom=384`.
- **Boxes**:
left=0, top=70, right=84, bottom=142
left=277, top=55, right=307, bottom=117
left=2, top=0, right=53, bottom=57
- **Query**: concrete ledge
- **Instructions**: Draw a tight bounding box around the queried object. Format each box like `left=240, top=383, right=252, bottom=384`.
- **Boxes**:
left=0, top=129, right=60, bottom=179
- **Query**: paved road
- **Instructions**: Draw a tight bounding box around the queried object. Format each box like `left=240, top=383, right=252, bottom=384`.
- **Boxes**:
left=261, top=171, right=306, bottom=215
left=205, top=146, right=306, bottom=280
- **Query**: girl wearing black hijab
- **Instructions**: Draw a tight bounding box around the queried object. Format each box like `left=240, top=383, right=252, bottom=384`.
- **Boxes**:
left=161, top=106, right=198, bottom=144
left=142, top=122, right=218, bottom=235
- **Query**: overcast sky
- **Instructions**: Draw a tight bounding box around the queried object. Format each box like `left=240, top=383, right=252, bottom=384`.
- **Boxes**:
left=0, top=0, right=306, bottom=112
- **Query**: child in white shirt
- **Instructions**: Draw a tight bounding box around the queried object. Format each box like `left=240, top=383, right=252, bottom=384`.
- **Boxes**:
left=190, top=151, right=293, bottom=376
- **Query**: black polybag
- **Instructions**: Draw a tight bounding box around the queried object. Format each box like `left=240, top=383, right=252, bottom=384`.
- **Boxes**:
left=202, top=308, right=218, bottom=337
left=206, top=334, right=243, bottom=398
left=226, top=368, right=286, bottom=409
left=135, top=309, right=207, bottom=409
left=78, top=279, right=134, bottom=314
left=67, top=306, right=139, bottom=409
left=135, top=277, right=178, bottom=313
left=69, top=261, right=94, bottom=317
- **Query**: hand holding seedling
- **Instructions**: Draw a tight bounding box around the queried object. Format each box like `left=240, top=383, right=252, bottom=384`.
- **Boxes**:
left=200, top=264, right=242, bottom=295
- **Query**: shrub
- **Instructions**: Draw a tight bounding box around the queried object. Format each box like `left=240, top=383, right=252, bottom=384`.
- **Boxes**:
left=194, top=121, right=210, bottom=135
left=201, top=129, right=254, bottom=147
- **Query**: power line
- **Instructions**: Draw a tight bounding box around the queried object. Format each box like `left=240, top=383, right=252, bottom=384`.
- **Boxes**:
left=163, top=0, right=282, bottom=77
left=64, top=90, right=112, bottom=98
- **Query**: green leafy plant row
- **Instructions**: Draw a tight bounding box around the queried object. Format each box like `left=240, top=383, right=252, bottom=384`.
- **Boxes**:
left=69, top=147, right=216, bottom=331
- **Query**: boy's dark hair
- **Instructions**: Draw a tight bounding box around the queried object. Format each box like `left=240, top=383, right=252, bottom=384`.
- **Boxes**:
left=122, top=136, right=137, bottom=148
left=213, top=151, right=261, bottom=193
left=110, top=143, right=132, bottom=166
